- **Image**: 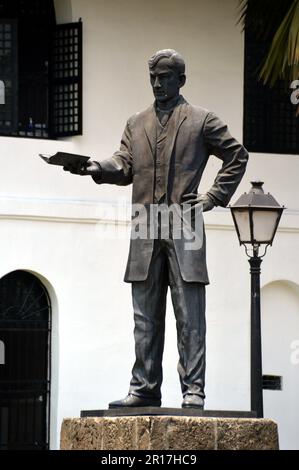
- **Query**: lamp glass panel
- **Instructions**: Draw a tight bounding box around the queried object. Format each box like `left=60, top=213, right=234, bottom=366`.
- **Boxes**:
left=252, top=210, right=279, bottom=242
left=233, top=209, right=251, bottom=242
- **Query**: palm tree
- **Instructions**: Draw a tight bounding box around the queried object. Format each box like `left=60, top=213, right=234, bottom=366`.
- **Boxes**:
left=238, top=0, right=299, bottom=86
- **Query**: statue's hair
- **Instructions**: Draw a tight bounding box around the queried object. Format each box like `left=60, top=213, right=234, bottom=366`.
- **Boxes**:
left=148, top=49, right=185, bottom=75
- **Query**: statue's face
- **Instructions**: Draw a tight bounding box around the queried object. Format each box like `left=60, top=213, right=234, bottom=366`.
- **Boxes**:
left=149, top=57, right=185, bottom=104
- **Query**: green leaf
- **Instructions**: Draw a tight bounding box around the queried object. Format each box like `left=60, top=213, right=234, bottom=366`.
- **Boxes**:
left=259, top=0, right=299, bottom=85
left=237, top=0, right=299, bottom=86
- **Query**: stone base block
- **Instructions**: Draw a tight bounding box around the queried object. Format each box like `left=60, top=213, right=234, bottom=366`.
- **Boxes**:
left=60, top=416, right=279, bottom=450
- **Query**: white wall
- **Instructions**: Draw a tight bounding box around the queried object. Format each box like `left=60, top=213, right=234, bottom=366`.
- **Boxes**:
left=0, top=0, right=298, bottom=449
left=262, top=281, right=299, bottom=450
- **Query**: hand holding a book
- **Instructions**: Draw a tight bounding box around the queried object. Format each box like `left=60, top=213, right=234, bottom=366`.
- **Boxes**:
left=63, top=160, right=101, bottom=177
left=39, top=152, right=101, bottom=178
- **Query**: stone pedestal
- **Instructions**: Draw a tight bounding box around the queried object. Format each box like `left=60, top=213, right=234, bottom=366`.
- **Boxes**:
left=60, top=415, right=279, bottom=450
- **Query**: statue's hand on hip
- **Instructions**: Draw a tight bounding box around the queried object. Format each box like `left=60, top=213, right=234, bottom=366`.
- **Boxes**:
left=181, top=193, right=215, bottom=212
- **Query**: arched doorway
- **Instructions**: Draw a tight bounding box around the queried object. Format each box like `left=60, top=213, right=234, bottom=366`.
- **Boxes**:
left=0, top=270, right=51, bottom=450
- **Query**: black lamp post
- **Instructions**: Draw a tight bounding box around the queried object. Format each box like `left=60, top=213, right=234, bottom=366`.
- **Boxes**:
left=230, top=181, right=284, bottom=418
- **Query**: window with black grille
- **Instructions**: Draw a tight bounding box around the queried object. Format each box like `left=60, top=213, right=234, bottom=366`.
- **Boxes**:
left=0, top=0, right=82, bottom=139
left=243, top=2, right=299, bottom=155
left=0, top=20, right=18, bottom=135
left=50, top=22, right=82, bottom=137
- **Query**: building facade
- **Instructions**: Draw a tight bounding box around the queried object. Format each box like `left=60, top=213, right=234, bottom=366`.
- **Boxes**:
left=0, top=0, right=298, bottom=450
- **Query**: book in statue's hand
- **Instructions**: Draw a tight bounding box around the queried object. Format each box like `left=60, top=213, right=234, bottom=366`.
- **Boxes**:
left=39, top=152, right=90, bottom=168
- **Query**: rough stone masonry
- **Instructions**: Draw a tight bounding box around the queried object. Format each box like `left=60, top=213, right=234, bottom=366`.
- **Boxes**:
left=60, top=416, right=279, bottom=450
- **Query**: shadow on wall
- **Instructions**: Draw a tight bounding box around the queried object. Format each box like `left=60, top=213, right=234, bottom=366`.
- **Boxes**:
left=25, top=270, right=60, bottom=450
left=261, top=280, right=299, bottom=450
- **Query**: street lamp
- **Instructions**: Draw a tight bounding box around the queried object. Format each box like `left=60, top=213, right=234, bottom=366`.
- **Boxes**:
left=230, top=181, right=285, bottom=418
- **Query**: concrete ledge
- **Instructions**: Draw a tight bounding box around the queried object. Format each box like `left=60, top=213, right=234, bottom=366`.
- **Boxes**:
left=81, top=407, right=257, bottom=418
left=60, top=416, right=279, bottom=450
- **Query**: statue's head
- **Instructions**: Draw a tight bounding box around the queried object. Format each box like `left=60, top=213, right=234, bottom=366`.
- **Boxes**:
left=148, top=49, right=186, bottom=105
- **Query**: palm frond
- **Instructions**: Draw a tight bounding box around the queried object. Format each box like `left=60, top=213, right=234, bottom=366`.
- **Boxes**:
left=259, top=0, right=299, bottom=85
left=237, top=0, right=292, bottom=40
left=237, top=0, right=299, bottom=86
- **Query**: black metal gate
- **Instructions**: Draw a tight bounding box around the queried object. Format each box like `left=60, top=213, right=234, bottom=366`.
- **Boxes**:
left=0, top=270, right=51, bottom=450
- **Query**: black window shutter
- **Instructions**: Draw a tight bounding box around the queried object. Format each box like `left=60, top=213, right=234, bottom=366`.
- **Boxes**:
left=50, top=20, right=82, bottom=138
left=0, top=19, right=18, bottom=135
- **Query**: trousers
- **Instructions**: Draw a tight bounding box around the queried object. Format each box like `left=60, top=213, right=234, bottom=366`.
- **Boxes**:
left=129, top=236, right=206, bottom=400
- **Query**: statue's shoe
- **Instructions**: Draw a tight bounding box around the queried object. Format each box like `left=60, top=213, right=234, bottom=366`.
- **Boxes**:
left=109, top=394, right=161, bottom=408
left=181, top=394, right=204, bottom=409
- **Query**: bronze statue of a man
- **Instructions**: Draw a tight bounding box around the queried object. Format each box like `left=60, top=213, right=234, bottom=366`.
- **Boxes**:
left=64, top=49, right=248, bottom=408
